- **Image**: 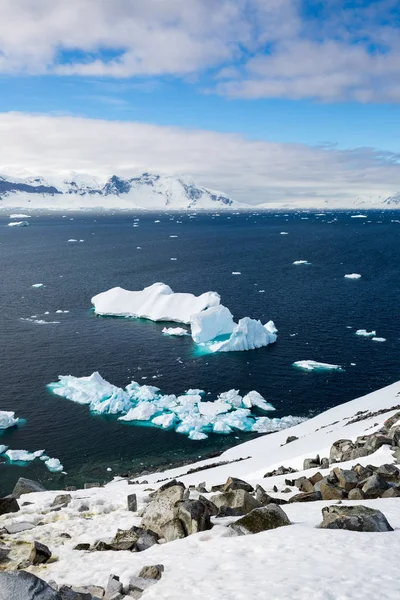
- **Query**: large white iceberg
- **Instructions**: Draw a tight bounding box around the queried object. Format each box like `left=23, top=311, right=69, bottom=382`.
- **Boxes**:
left=190, top=305, right=235, bottom=343
left=293, top=360, right=343, bottom=372
left=91, top=282, right=220, bottom=324
left=208, top=318, right=277, bottom=353
left=0, top=411, right=21, bottom=430
left=48, top=373, right=304, bottom=441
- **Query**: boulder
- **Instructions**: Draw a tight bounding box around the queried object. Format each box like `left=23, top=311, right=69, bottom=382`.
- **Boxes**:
left=364, top=434, right=393, bottom=452
left=195, top=482, right=208, bottom=494
left=309, top=472, right=323, bottom=486
left=0, top=571, right=61, bottom=600
left=105, top=574, right=123, bottom=599
left=332, top=468, right=358, bottom=491
left=0, top=545, right=11, bottom=563
left=362, top=474, right=390, bottom=498
left=381, top=487, right=400, bottom=498
left=210, top=489, right=261, bottom=515
left=0, top=496, right=20, bottom=516
left=288, top=491, right=322, bottom=503
left=12, top=477, right=46, bottom=498
left=264, top=466, right=297, bottom=478
left=127, top=576, right=156, bottom=595
left=229, top=505, right=291, bottom=535
left=29, top=540, right=52, bottom=565
left=141, top=490, right=182, bottom=536
left=127, top=494, right=137, bottom=512
left=73, top=543, right=91, bottom=551
left=391, top=426, right=400, bottom=446
left=320, top=482, right=347, bottom=500
left=59, top=585, right=93, bottom=600
left=319, top=505, right=394, bottom=532
left=254, top=485, right=270, bottom=505
left=329, top=439, right=355, bottom=463
left=99, top=526, right=159, bottom=552
left=5, top=521, right=36, bottom=534
left=216, top=506, right=243, bottom=517
left=320, top=457, right=330, bottom=469
left=376, top=464, right=400, bottom=482
left=138, top=564, right=164, bottom=580
left=51, top=494, right=72, bottom=509
left=348, top=488, right=365, bottom=500
left=161, top=518, right=186, bottom=542
left=198, top=495, right=219, bottom=516
left=150, top=480, right=185, bottom=503
left=303, top=456, right=320, bottom=470
left=352, top=464, right=374, bottom=480
left=223, top=477, right=254, bottom=493
left=177, top=500, right=212, bottom=535
left=285, top=435, right=298, bottom=444
left=294, top=477, right=314, bottom=493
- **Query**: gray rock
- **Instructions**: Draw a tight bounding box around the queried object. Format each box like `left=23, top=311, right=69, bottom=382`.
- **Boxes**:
left=85, top=586, right=105, bottom=599
left=177, top=499, right=212, bottom=535
left=210, top=489, right=261, bottom=515
left=210, top=484, right=224, bottom=493
left=329, top=439, right=355, bottom=463
left=309, top=472, right=323, bottom=486
left=84, top=482, right=101, bottom=489
left=141, top=494, right=180, bottom=537
left=348, top=488, right=365, bottom=500
left=137, top=564, right=164, bottom=580
left=65, top=487, right=77, bottom=492
left=390, top=425, right=400, bottom=446
left=136, top=529, right=159, bottom=552
left=198, top=495, right=219, bottom=516
left=29, top=540, right=52, bottom=565
left=150, top=480, right=185, bottom=503
left=195, top=482, right=208, bottom=493
left=105, top=575, right=123, bottom=599
left=0, top=571, right=61, bottom=600
left=0, top=495, right=20, bottom=516
left=183, top=488, right=190, bottom=500
left=393, top=447, right=400, bottom=463
left=12, top=477, right=46, bottom=499
left=364, top=434, right=392, bottom=452
left=254, top=484, right=270, bottom=505
left=319, top=505, right=394, bottom=532
left=362, top=474, right=390, bottom=498
left=59, top=586, right=93, bottom=600
left=5, top=521, right=36, bottom=534
left=303, top=456, right=320, bottom=470
left=376, top=464, right=400, bottom=482
left=348, top=447, right=370, bottom=461
left=127, top=494, right=137, bottom=512
left=0, top=545, right=11, bottom=563
left=223, top=477, right=254, bottom=493
left=229, top=504, right=291, bottom=535
left=127, top=576, right=156, bottom=594
left=51, top=494, right=72, bottom=509
left=352, top=464, right=374, bottom=480
left=288, top=491, right=322, bottom=503
left=332, top=468, right=358, bottom=491
left=73, top=543, right=91, bottom=551
left=161, top=518, right=186, bottom=542
left=98, top=526, right=158, bottom=552
left=216, top=506, right=243, bottom=517
left=285, top=435, right=298, bottom=444
left=381, top=487, right=400, bottom=498
left=320, top=481, right=346, bottom=500
left=320, top=457, right=330, bottom=469
left=294, top=477, right=314, bottom=493
left=59, top=533, right=72, bottom=539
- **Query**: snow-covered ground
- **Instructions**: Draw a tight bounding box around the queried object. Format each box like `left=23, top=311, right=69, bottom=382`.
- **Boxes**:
left=1, top=380, right=399, bottom=599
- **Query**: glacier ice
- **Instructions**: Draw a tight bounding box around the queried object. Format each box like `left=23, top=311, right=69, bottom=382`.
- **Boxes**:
left=162, top=327, right=189, bottom=336
left=293, top=360, right=343, bottom=372
left=356, top=329, right=376, bottom=337
left=190, top=305, right=235, bottom=343
left=207, top=318, right=277, bottom=352
left=91, top=282, right=220, bottom=324
left=344, top=273, right=361, bottom=279
left=48, top=372, right=304, bottom=441
left=0, top=411, right=21, bottom=430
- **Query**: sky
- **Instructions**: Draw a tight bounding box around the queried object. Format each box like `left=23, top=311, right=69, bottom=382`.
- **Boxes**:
left=1, top=0, right=400, bottom=205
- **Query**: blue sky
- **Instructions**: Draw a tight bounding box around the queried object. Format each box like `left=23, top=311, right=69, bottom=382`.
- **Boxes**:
left=1, top=0, right=400, bottom=204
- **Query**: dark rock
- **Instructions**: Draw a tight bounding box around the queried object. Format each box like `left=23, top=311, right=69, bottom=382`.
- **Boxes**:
left=59, top=533, right=72, bottom=539
left=254, top=484, right=270, bottom=505
left=309, top=472, right=323, bottom=486
left=0, top=496, right=20, bottom=516
left=0, top=544, right=11, bottom=563
left=285, top=435, right=298, bottom=444
left=73, top=543, right=91, bottom=551
left=351, top=464, right=374, bottom=480
left=84, top=482, right=101, bottom=489
left=272, top=485, right=278, bottom=493
left=198, top=495, right=219, bottom=516
left=210, top=484, right=224, bottom=493
left=136, top=529, right=159, bottom=552
left=362, top=474, right=390, bottom=498
left=288, top=491, right=322, bottom=503
left=376, top=464, right=400, bottom=482
left=319, top=505, right=394, bottom=532
left=12, top=477, right=46, bottom=499
left=330, top=439, right=355, bottom=463
left=303, top=456, right=320, bottom=470
left=100, top=526, right=159, bottom=552
left=364, top=434, right=393, bottom=452
left=320, top=481, right=347, bottom=500
left=393, top=447, right=400, bottom=463
left=59, top=585, right=93, bottom=600
left=77, top=504, right=89, bottom=513
left=210, top=489, right=261, bottom=515
left=281, top=488, right=292, bottom=493
left=348, top=447, right=370, bottom=461
left=332, top=468, right=358, bottom=491
left=381, top=487, right=400, bottom=498
left=195, top=482, right=208, bottom=493
left=216, top=506, right=243, bottom=517
left=29, top=540, right=52, bottom=565
left=65, top=486, right=77, bottom=492
left=0, top=571, right=61, bottom=600
left=223, top=477, right=254, bottom=493
left=138, top=564, right=164, bottom=580
left=320, top=458, right=330, bottom=469
left=127, top=494, right=137, bottom=512
left=264, top=466, right=298, bottom=478
left=177, top=500, right=212, bottom=535
left=348, top=488, right=365, bottom=500
left=229, top=505, right=291, bottom=535
left=161, top=518, right=186, bottom=542
left=51, top=494, right=72, bottom=509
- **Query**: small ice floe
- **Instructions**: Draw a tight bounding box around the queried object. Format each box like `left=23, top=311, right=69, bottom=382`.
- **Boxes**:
left=20, top=318, right=60, bottom=325
left=5, top=449, right=45, bottom=462
left=280, top=232, right=289, bottom=235
left=293, top=260, right=311, bottom=265
left=0, top=445, right=8, bottom=454
left=8, top=221, right=29, bottom=227
left=372, top=337, right=386, bottom=342
left=31, top=283, right=44, bottom=288
left=107, top=467, right=112, bottom=472
left=154, top=220, right=161, bottom=223
left=68, top=239, right=78, bottom=243
left=232, top=272, right=241, bottom=275
left=9, top=214, right=31, bottom=219
left=351, top=214, right=367, bottom=218
left=170, top=235, right=178, bottom=238
left=170, top=258, right=177, bottom=261
left=344, top=273, right=361, bottom=279
left=0, top=411, right=21, bottom=430
left=355, top=329, right=376, bottom=337
left=162, top=327, right=189, bottom=336
left=259, top=289, right=265, bottom=293
left=55, top=310, right=69, bottom=314
left=79, top=239, right=84, bottom=243
left=293, top=360, right=343, bottom=372
left=44, top=457, right=64, bottom=473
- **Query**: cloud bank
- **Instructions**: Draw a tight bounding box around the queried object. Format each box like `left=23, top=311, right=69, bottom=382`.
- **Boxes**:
left=1, top=112, right=400, bottom=205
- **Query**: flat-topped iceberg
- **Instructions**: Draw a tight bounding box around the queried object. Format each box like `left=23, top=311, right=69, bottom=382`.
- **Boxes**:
left=92, top=282, right=220, bottom=324
left=293, top=360, right=343, bottom=372
left=0, top=410, right=21, bottom=430
left=48, top=372, right=304, bottom=441
left=5, top=449, right=45, bottom=462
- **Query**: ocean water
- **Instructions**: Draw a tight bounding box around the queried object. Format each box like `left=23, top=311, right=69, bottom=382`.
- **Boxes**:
left=0, top=210, right=399, bottom=494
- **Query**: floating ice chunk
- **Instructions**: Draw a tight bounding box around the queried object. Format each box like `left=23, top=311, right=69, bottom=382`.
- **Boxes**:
left=190, top=305, right=235, bottom=343
left=198, top=401, right=231, bottom=417
left=252, top=415, right=306, bottom=433
left=0, top=445, right=8, bottom=454
left=242, top=391, right=275, bottom=411
left=0, top=411, right=21, bottom=430
left=9, top=214, right=31, bottom=218
left=32, top=283, right=44, bottom=288
left=212, top=420, right=232, bottom=434
left=293, top=360, right=343, bottom=372
left=232, top=272, right=241, bottom=275
left=280, top=232, right=288, bottom=235
left=170, top=258, right=177, bottom=261
left=68, top=239, right=78, bottom=242
left=92, top=282, right=220, bottom=324
left=355, top=329, right=376, bottom=337
left=170, top=235, right=178, bottom=238
left=372, top=337, right=386, bottom=342
left=185, top=389, right=205, bottom=396
left=119, top=403, right=158, bottom=421
left=5, top=449, right=45, bottom=462
left=189, top=430, right=208, bottom=440
left=351, top=214, right=367, bottom=218
left=152, top=413, right=176, bottom=429
left=218, top=389, right=243, bottom=408
left=208, top=318, right=277, bottom=353
left=293, top=260, right=311, bottom=265
left=45, top=458, right=64, bottom=473
left=162, top=327, right=189, bottom=336
left=20, top=318, right=60, bottom=325
left=8, top=221, right=29, bottom=227
left=344, top=273, right=361, bottom=279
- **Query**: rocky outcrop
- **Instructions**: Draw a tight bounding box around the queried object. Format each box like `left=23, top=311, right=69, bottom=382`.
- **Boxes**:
left=319, top=505, right=394, bottom=532
left=229, top=505, right=291, bottom=535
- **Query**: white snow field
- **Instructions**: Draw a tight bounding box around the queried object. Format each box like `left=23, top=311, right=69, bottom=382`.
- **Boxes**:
left=91, top=283, right=220, bottom=324
left=0, top=410, right=21, bottom=430
left=344, top=273, right=362, bottom=279
left=293, top=360, right=343, bottom=372
left=1, top=381, right=399, bottom=599
left=48, top=372, right=302, bottom=440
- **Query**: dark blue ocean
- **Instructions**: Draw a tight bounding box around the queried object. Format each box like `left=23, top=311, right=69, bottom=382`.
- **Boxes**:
left=0, top=210, right=399, bottom=494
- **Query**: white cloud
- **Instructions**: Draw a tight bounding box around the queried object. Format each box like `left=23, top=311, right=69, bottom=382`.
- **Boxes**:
left=1, top=112, right=400, bottom=205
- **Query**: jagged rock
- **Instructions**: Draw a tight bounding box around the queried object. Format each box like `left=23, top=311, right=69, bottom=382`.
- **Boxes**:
left=364, top=435, right=393, bottom=452
left=198, top=495, right=218, bottom=516
left=216, top=506, right=243, bottom=517
left=320, top=482, right=347, bottom=500
left=381, top=487, right=400, bottom=498
left=105, top=575, right=123, bottom=599
left=0, top=545, right=11, bottom=563
left=29, top=541, right=52, bottom=565
left=351, top=464, right=374, bottom=480
left=294, top=477, right=314, bottom=493
left=320, top=457, right=330, bottom=469
left=362, top=474, right=390, bottom=498
left=348, top=488, right=365, bottom=500
left=223, top=477, right=254, bottom=493
left=12, top=477, right=46, bottom=498
left=138, top=564, right=164, bottom=580
left=303, top=456, right=320, bottom=470
left=264, top=466, right=297, bottom=478
left=141, top=486, right=183, bottom=536
left=309, top=472, right=323, bottom=486
left=98, top=526, right=159, bottom=552
left=136, top=529, right=160, bottom=552
left=329, top=439, right=355, bottom=463
left=5, top=521, right=36, bottom=534
left=210, top=489, right=261, bottom=515
left=319, top=505, right=394, bottom=532
left=0, top=496, right=20, bottom=516
left=332, top=468, right=358, bottom=491
left=195, top=482, right=208, bottom=493
left=348, top=447, right=370, bottom=460
left=127, top=494, right=137, bottom=512
left=285, top=435, right=298, bottom=444
left=0, top=571, right=60, bottom=600
left=73, top=543, right=91, bottom=551
left=376, top=464, right=400, bottom=482
left=51, top=494, right=72, bottom=509
left=127, top=576, right=156, bottom=594
left=288, top=491, right=322, bottom=503
left=229, top=505, right=291, bottom=535
left=161, top=518, right=187, bottom=542
left=84, top=482, right=101, bottom=489
left=177, top=500, right=212, bottom=535
left=255, top=484, right=270, bottom=505
left=210, top=484, right=225, bottom=493
left=150, top=480, right=185, bottom=502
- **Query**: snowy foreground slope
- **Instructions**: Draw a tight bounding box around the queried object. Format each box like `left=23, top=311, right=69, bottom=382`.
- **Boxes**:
left=1, top=380, right=400, bottom=599
left=0, top=173, right=237, bottom=210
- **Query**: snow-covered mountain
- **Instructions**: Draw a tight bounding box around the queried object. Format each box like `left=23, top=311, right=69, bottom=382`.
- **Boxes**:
left=0, top=173, right=237, bottom=210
